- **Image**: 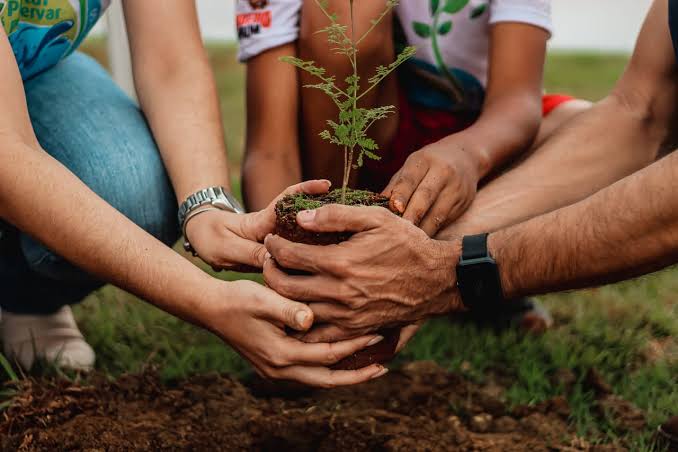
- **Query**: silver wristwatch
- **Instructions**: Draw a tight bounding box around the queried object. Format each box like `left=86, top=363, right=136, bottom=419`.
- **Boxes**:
left=179, top=186, right=245, bottom=255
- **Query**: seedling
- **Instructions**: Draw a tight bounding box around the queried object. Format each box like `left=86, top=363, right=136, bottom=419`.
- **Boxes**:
left=281, top=0, right=416, bottom=204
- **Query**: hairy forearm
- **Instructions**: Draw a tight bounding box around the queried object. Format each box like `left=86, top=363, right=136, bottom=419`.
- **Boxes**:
left=135, top=61, right=231, bottom=204
left=489, top=150, right=678, bottom=298
left=438, top=94, right=665, bottom=240
left=0, top=137, right=215, bottom=324
left=453, top=92, right=541, bottom=179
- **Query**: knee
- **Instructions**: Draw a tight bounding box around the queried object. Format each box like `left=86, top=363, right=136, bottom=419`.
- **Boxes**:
left=113, top=167, right=179, bottom=247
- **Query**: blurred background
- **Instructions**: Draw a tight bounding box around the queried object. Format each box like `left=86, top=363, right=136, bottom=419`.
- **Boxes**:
left=93, top=0, right=653, bottom=50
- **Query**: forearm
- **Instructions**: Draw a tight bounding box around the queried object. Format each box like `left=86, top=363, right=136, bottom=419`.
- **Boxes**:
left=450, top=92, right=541, bottom=179
left=439, top=94, right=665, bottom=239
left=0, top=137, right=215, bottom=325
left=242, top=43, right=302, bottom=211
left=242, top=149, right=301, bottom=211
left=489, top=150, right=678, bottom=298
left=135, top=61, right=230, bottom=204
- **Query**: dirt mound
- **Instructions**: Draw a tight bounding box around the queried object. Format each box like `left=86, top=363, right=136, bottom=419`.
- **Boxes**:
left=1, top=361, right=622, bottom=451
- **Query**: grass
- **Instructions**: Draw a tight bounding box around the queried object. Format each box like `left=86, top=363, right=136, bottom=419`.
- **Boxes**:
left=1, top=41, right=676, bottom=448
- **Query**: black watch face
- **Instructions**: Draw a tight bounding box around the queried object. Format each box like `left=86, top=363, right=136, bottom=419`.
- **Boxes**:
left=457, top=258, right=503, bottom=309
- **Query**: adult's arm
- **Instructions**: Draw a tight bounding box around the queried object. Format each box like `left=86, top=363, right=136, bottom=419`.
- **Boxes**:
left=0, top=28, right=385, bottom=387
left=491, top=148, right=678, bottom=297
left=242, top=43, right=303, bottom=212
left=123, top=1, right=230, bottom=204
left=439, top=0, right=677, bottom=239
left=123, top=2, right=294, bottom=270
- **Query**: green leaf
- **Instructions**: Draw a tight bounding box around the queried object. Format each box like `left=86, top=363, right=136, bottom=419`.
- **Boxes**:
left=430, top=0, right=440, bottom=15
left=363, top=150, right=381, bottom=161
left=0, top=353, right=17, bottom=381
left=470, top=3, right=487, bottom=19
left=442, top=0, right=469, bottom=14
left=438, top=21, right=452, bottom=35
left=412, top=21, right=432, bottom=39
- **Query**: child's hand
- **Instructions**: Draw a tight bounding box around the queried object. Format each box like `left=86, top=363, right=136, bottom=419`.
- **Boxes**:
left=383, top=140, right=481, bottom=236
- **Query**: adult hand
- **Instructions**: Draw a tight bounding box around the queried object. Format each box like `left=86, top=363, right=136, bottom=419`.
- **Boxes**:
left=383, top=138, right=480, bottom=236
left=263, top=205, right=464, bottom=336
left=203, top=279, right=389, bottom=387
left=186, top=180, right=331, bottom=271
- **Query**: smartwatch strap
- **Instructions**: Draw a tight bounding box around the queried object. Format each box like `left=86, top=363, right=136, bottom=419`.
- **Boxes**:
left=462, top=233, right=490, bottom=260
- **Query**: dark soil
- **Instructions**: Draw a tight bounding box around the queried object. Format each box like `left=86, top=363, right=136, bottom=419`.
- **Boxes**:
left=274, top=189, right=392, bottom=246
left=0, top=361, right=626, bottom=451
left=274, top=188, right=401, bottom=371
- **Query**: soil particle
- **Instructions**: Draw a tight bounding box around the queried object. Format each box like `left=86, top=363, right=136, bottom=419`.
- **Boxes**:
left=0, top=362, right=624, bottom=452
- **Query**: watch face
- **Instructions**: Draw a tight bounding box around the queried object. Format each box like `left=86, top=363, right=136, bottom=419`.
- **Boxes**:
left=457, top=258, right=503, bottom=309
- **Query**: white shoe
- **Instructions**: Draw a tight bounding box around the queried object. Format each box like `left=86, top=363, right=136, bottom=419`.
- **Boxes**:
left=1, top=306, right=95, bottom=371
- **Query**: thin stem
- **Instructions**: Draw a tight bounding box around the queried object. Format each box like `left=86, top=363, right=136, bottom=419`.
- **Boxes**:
left=355, top=1, right=395, bottom=46
left=313, top=0, right=352, bottom=43
left=356, top=54, right=411, bottom=102
left=342, top=0, right=359, bottom=202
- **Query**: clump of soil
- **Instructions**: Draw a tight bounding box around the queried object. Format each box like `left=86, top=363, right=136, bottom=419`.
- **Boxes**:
left=274, top=188, right=391, bottom=245
left=274, top=188, right=400, bottom=371
left=0, top=362, right=622, bottom=451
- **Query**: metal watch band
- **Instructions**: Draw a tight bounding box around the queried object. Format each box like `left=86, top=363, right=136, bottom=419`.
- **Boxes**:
left=177, top=186, right=244, bottom=227
left=179, top=186, right=244, bottom=256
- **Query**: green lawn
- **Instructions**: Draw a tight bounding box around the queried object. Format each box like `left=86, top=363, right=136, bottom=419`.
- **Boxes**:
left=3, top=43, right=676, bottom=449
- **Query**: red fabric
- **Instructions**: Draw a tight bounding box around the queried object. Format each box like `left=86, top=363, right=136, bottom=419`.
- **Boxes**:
left=542, top=94, right=575, bottom=117
left=360, top=91, right=575, bottom=192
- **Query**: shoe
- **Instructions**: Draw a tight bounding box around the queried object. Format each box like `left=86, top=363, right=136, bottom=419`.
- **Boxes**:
left=1, top=305, right=95, bottom=371
left=451, top=297, right=553, bottom=335
left=657, top=416, right=678, bottom=451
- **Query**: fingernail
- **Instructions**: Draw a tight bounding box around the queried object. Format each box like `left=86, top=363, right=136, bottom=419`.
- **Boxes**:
left=322, top=179, right=332, bottom=187
left=371, top=367, right=389, bottom=379
left=297, top=210, right=317, bottom=224
left=295, top=310, right=309, bottom=328
left=394, top=199, right=404, bottom=213
left=366, top=335, right=384, bottom=347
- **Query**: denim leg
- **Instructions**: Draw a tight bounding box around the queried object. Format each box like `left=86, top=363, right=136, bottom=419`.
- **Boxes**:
left=0, top=52, right=179, bottom=314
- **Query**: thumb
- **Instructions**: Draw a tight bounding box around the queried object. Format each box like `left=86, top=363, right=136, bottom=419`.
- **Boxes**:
left=296, top=204, right=388, bottom=233
left=258, top=288, right=314, bottom=331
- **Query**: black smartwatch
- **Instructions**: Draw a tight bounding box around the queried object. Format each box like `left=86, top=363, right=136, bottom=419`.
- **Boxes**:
left=456, top=233, right=505, bottom=312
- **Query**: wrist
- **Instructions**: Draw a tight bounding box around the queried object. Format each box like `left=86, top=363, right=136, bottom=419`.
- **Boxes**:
left=432, top=237, right=463, bottom=313
left=487, top=230, right=518, bottom=299
left=440, top=133, right=490, bottom=180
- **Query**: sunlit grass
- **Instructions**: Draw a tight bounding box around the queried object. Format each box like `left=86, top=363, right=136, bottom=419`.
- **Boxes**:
left=2, top=40, right=675, bottom=447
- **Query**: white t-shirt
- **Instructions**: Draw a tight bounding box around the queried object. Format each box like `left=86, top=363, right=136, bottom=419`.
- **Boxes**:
left=236, top=0, right=551, bottom=110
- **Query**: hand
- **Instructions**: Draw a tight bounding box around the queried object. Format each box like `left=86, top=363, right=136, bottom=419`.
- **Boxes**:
left=186, top=180, right=331, bottom=271
left=384, top=139, right=480, bottom=236
left=263, top=204, right=463, bottom=335
left=203, top=279, right=389, bottom=387
left=299, top=321, right=423, bottom=354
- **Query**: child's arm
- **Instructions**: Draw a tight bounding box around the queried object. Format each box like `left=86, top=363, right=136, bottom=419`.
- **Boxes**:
left=242, top=43, right=302, bottom=211
left=237, top=0, right=304, bottom=211
left=384, top=22, right=548, bottom=236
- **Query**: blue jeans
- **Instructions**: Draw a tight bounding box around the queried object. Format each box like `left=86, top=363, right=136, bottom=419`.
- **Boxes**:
left=0, top=52, right=179, bottom=314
